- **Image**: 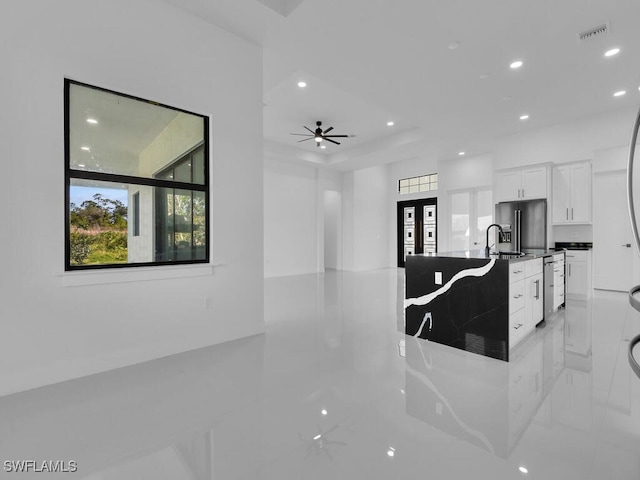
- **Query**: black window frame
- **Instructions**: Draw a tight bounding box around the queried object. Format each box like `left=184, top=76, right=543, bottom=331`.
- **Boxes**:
left=64, top=79, right=210, bottom=271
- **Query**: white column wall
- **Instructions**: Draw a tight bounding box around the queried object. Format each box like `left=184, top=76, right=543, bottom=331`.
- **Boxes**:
left=0, top=0, right=264, bottom=395
left=264, top=158, right=319, bottom=277
left=342, top=164, right=390, bottom=272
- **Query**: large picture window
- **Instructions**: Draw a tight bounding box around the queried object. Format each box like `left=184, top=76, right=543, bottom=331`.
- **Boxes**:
left=65, top=80, right=209, bottom=270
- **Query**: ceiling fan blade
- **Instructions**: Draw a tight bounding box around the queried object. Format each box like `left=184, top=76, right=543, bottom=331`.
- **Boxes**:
left=324, top=138, right=340, bottom=145
left=290, top=133, right=313, bottom=136
left=323, top=126, right=334, bottom=134
left=324, top=134, right=349, bottom=138
left=297, top=137, right=314, bottom=143
left=304, top=126, right=315, bottom=134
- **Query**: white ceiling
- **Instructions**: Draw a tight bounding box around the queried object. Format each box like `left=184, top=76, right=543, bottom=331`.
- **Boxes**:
left=162, top=0, right=640, bottom=169
left=69, top=83, right=180, bottom=175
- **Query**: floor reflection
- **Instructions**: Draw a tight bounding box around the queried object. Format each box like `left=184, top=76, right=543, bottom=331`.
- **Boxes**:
left=0, top=335, right=264, bottom=479
left=404, top=310, right=566, bottom=458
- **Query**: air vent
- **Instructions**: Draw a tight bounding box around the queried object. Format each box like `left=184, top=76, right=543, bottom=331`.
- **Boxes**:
left=577, top=22, right=610, bottom=42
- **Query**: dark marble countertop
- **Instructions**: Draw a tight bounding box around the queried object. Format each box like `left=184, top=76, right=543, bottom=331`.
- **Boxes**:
left=414, top=249, right=563, bottom=262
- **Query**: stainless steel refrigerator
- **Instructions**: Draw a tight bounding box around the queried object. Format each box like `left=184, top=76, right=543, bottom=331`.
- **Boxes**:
left=495, top=199, right=547, bottom=252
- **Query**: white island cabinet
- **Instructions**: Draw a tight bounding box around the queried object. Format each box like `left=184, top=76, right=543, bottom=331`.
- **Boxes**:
left=510, top=258, right=544, bottom=349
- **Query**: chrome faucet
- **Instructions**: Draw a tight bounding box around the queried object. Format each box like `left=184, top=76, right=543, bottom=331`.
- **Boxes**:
left=485, top=224, right=504, bottom=257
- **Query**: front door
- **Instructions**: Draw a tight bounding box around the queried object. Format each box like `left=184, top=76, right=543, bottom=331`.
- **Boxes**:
left=397, top=198, right=437, bottom=267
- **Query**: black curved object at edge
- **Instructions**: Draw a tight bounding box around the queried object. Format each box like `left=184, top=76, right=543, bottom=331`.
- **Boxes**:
left=627, top=104, right=640, bottom=379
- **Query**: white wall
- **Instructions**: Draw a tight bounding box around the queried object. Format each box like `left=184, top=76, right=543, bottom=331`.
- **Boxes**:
left=342, top=164, right=390, bottom=271
left=264, top=158, right=319, bottom=277
left=0, top=0, right=264, bottom=395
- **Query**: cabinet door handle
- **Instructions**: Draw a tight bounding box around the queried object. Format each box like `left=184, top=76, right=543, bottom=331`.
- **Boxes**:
left=566, top=208, right=569, bottom=220
left=568, top=264, right=571, bottom=276
left=514, top=323, right=523, bottom=330
left=623, top=243, right=632, bottom=248
left=571, top=207, right=574, bottom=220
left=535, top=279, right=540, bottom=299
left=522, top=188, right=525, bottom=198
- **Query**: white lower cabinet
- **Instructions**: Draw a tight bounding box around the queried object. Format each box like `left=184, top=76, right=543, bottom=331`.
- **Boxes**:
left=510, top=258, right=544, bottom=349
left=553, top=254, right=565, bottom=310
left=525, top=272, right=543, bottom=330
left=565, top=250, right=591, bottom=299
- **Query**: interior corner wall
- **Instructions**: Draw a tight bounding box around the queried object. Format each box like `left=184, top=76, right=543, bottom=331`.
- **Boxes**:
left=0, top=0, right=264, bottom=396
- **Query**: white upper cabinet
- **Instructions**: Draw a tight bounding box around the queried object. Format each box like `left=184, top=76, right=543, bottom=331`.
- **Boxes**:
left=552, top=161, right=592, bottom=224
left=496, top=165, right=548, bottom=202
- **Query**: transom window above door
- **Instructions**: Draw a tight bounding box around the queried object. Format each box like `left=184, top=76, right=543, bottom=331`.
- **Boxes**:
left=398, top=174, right=438, bottom=194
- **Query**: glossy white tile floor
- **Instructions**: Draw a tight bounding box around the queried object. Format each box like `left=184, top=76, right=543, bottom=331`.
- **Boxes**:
left=2, top=268, right=640, bottom=479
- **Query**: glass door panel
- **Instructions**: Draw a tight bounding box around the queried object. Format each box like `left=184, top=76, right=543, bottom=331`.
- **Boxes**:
left=397, top=198, right=437, bottom=266
left=450, top=191, right=470, bottom=251
left=475, top=189, right=494, bottom=248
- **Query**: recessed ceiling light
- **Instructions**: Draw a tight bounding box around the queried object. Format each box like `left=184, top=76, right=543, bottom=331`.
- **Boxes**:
left=81, top=146, right=90, bottom=151
left=321, top=409, right=328, bottom=415
left=614, top=90, right=626, bottom=97
left=387, top=121, right=395, bottom=126
left=510, top=60, right=524, bottom=69
left=387, top=447, right=396, bottom=458
left=86, top=118, right=98, bottom=124
left=604, top=48, right=620, bottom=57
left=297, top=81, right=307, bottom=88
left=519, top=466, right=528, bottom=474
left=313, top=434, right=322, bottom=440
left=458, top=151, right=465, bottom=156
left=320, top=145, right=326, bottom=149
left=520, top=114, right=529, bottom=120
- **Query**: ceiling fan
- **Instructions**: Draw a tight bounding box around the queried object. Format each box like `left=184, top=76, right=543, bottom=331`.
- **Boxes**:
left=290, top=121, right=350, bottom=147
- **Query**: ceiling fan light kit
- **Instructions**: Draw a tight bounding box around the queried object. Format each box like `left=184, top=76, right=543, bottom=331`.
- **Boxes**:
left=290, top=121, right=350, bottom=147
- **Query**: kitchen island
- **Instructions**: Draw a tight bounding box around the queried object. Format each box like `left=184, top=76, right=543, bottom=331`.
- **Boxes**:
left=404, top=250, right=563, bottom=361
